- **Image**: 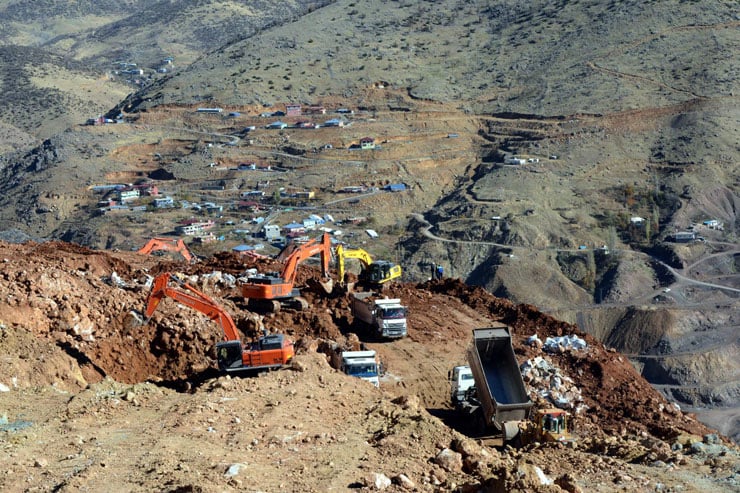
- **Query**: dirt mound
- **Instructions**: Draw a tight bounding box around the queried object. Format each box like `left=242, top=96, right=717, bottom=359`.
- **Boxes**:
left=2, top=242, right=716, bottom=441
left=2, top=240, right=738, bottom=492
left=421, top=278, right=710, bottom=440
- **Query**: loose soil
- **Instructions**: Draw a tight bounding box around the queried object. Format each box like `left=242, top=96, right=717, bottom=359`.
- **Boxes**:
left=1, top=240, right=737, bottom=492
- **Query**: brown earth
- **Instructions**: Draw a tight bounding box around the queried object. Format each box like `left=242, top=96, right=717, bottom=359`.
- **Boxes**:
left=1, top=240, right=737, bottom=492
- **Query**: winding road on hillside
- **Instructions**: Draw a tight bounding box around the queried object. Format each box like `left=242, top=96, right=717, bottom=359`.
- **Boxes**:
left=409, top=212, right=740, bottom=298
left=410, top=212, right=739, bottom=401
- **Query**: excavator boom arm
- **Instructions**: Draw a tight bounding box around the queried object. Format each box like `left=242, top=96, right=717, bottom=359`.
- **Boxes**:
left=145, top=273, right=240, bottom=341
left=138, top=238, right=194, bottom=262
left=336, top=245, right=373, bottom=284
left=279, top=233, right=332, bottom=285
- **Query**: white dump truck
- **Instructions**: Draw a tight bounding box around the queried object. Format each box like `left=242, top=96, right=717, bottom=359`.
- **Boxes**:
left=340, top=350, right=381, bottom=387
left=351, top=292, right=408, bottom=339
left=453, top=326, right=534, bottom=444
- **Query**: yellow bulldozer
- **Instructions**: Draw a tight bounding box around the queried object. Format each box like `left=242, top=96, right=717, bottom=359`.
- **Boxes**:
left=521, top=408, right=576, bottom=444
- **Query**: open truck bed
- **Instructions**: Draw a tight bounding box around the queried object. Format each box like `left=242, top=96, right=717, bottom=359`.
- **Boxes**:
left=466, top=326, right=533, bottom=438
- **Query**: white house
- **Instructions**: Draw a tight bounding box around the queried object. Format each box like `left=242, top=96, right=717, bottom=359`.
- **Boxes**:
left=153, top=196, right=174, bottom=208
left=263, top=224, right=281, bottom=240
left=118, top=189, right=140, bottom=202
left=505, top=156, right=527, bottom=165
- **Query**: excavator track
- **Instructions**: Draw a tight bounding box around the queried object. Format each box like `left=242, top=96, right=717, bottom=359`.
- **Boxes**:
left=247, top=298, right=283, bottom=313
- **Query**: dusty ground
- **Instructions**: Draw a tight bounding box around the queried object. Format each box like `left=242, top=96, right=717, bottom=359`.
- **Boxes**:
left=1, top=240, right=738, bottom=492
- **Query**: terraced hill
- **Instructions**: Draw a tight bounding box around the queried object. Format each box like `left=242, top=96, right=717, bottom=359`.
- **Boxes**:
left=0, top=0, right=737, bottom=443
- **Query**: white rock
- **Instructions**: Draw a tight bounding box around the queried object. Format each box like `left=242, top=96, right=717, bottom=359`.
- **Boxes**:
left=367, top=472, right=391, bottom=490
left=225, top=463, right=246, bottom=477
left=394, top=474, right=415, bottom=490
left=434, top=448, right=463, bottom=472
left=0, top=382, right=10, bottom=392
left=534, top=465, right=553, bottom=485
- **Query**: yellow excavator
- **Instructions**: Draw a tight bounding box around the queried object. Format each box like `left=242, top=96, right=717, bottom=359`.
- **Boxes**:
left=335, top=244, right=401, bottom=291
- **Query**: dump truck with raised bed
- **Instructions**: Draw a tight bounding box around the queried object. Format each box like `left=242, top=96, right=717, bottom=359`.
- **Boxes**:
left=351, top=292, right=407, bottom=339
left=454, top=326, right=533, bottom=444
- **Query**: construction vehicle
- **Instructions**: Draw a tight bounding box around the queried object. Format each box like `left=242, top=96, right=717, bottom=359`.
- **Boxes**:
left=145, top=272, right=294, bottom=373
left=241, top=232, right=333, bottom=312
left=453, top=325, right=534, bottom=445
left=449, top=365, right=475, bottom=405
left=522, top=408, right=575, bottom=444
left=339, top=350, right=381, bottom=387
left=351, top=292, right=408, bottom=339
left=335, top=244, right=401, bottom=290
left=137, top=238, right=195, bottom=263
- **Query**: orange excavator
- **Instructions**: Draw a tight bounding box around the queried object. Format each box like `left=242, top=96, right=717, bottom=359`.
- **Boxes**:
left=145, top=272, right=294, bottom=373
left=241, top=232, right=333, bottom=312
left=137, top=238, right=196, bottom=263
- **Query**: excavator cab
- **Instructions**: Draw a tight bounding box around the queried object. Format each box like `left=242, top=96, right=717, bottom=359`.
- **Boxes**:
left=241, top=233, right=333, bottom=312
left=335, top=245, right=402, bottom=293
left=360, top=260, right=402, bottom=285
left=216, top=340, right=245, bottom=371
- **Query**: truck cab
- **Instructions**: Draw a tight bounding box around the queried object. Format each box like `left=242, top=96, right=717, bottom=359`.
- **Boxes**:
left=372, top=299, right=407, bottom=338
left=341, top=350, right=381, bottom=387
left=449, top=365, right=475, bottom=405
left=351, top=293, right=408, bottom=339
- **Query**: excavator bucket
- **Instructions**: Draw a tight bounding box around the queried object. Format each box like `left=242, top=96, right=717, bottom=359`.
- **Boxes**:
left=303, top=276, right=334, bottom=296
left=317, top=277, right=334, bottom=294
left=330, top=280, right=355, bottom=296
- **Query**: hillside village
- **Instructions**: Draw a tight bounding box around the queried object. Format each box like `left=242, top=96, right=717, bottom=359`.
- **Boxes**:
left=84, top=102, right=428, bottom=254
left=0, top=1, right=737, bottom=491
left=81, top=99, right=728, bottom=268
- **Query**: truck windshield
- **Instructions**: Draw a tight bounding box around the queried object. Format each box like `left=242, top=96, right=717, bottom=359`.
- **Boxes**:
left=345, top=364, right=378, bottom=376
left=380, top=307, right=406, bottom=319
left=461, top=373, right=474, bottom=381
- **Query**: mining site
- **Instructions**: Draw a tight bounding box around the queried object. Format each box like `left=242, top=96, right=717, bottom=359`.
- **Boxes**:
left=0, top=1, right=738, bottom=491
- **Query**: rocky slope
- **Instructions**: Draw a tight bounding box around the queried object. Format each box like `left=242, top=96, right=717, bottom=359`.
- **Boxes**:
left=0, top=240, right=738, bottom=492
left=0, top=0, right=737, bottom=456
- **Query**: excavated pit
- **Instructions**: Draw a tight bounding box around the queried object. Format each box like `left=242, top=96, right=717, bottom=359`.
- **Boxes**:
left=0, top=241, right=724, bottom=443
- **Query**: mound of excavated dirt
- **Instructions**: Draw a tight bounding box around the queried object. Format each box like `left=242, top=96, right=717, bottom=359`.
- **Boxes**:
left=1, top=241, right=737, bottom=492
